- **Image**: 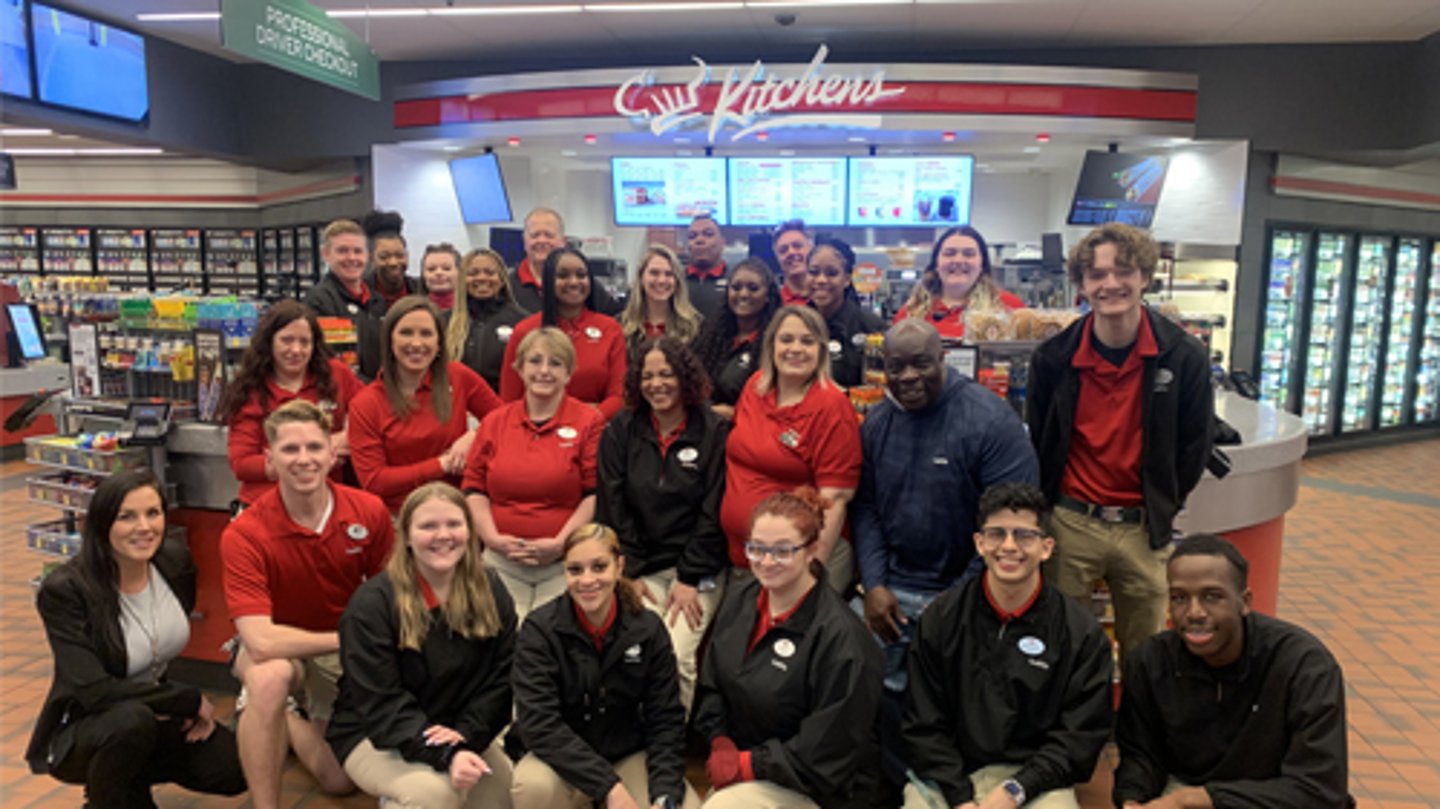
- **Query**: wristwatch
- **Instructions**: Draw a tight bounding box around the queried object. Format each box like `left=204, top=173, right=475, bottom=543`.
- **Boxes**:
left=653, top=797, right=677, bottom=809
left=1001, top=778, right=1026, bottom=807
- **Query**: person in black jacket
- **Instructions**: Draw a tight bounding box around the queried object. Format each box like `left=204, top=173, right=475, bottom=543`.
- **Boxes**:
left=27, top=471, right=245, bottom=808
left=903, top=482, right=1112, bottom=809
left=510, top=207, right=622, bottom=316
left=690, top=258, right=783, bottom=419
left=1113, top=534, right=1352, bottom=809
left=806, top=237, right=884, bottom=388
left=328, top=482, right=517, bottom=808
left=1026, top=223, right=1214, bottom=662
left=304, top=218, right=387, bottom=381
left=511, top=523, right=699, bottom=809
left=597, top=335, right=728, bottom=710
left=447, top=247, right=529, bottom=391
left=694, top=488, right=883, bottom=809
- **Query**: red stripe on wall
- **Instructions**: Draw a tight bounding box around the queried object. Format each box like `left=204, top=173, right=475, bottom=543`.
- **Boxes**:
left=0, top=175, right=363, bottom=206
left=1271, top=176, right=1440, bottom=207
left=393, top=81, right=1197, bottom=128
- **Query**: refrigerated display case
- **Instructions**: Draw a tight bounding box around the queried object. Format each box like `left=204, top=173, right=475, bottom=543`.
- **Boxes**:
left=1301, top=233, right=1349, bottom=436
left=204, top=229, right=260, bottom=297
left=1416, top=242, right=1440, bottom=423
left=1340, top=236, right=1389, bottom=432
left=95, top=228, right=151, bottom=292
left=1259, top=230, right=1309, bottom=410
left=295, top=226, right=320, bottom=296
left=151, top=229, right=204, bottom=292
left=1380, top=239, right=1424, bottom=427
left=0, top=226, right=41, bottom=275
left=40, top=228, right=94, bottom=276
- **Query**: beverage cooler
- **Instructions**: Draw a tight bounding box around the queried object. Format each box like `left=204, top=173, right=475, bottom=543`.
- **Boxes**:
left=40, top=228, right=95, bottom=276
left=203, top=228, right=260, bottom=297
left=151, top=228, right=204, bottom=293
left=95, top=228, right=151, bottom=292
left=1257, top=225, right=1439, bottom=439
left=259, top=225, right=319, bottom=299
left=0, top=226, right=41, bottom=275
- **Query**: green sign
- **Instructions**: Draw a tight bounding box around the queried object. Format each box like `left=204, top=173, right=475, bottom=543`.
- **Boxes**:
left=220, top=0, right=380, bottom=101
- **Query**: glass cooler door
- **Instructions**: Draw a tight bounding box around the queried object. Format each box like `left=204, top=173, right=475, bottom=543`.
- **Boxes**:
left=1259, top=229, right=1309, bottom=412
left=1302, top=232, right=1349, bottom=435
left=1415, top=241, right=1440, bottom=423
left=1380, top=239, right=1424, bottom=427
left=1340, top=236, right=1390, bottom=433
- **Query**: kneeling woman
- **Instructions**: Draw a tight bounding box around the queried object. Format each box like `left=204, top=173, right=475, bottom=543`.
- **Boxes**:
left=511, top=524, right=699, bottom=809
left=693, top=489, right=883, bottom=809
left=28, top=471, right=246, bottom=807
left=328, top=482, right=517, bottom=809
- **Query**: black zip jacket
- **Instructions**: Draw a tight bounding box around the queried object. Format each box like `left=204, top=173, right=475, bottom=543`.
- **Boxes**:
left=304, top=271, right=387, bottom=381
left=693, top=577, right=884, bottom=808
left=455, top=295, right=529, bottom=391
left=819, top=298, right=885, bottom=388
left=686, top=273, right=727, bottom=321
left=904, top=577, right=1113, bottom=806
left=706, top=331, right=761, bottom=407
left=362, top=268, right=416, bottom=311
left=1113, top=613, right=1352, bottom=808
left=1026, top=308, right=1214, bottom=549
left=27, top=540, right=201, bottom=774
left=596, top=405, right=730, bottom=584
left=326, top=569, right=517, bottom=771
left=513, top=593, right=687, bottom=804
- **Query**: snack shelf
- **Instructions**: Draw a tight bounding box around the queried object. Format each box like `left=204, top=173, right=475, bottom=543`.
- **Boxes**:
left=27, top=472, right=101, bottom=512
left=24, top=435, right=149, bottom=476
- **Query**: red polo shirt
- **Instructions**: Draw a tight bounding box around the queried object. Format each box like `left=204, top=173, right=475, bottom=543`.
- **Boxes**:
left=515, top=258, right=541, bottom=293
left=348, top=361, right=502, bottom=511
left=983, top=575, right=1042, bottom=623
left=1060, top=313, right=1158, bottom=507
left=891, top=290, right=1026, bottom=339
left=687, top=262, right=726, bottom=281
left=499, top=310, right=627, bottom=420
left=780, top=285, right=809, bottom=307
left=227, top=358, right=363, bottom=505
left=462, top=396, right=603, bottom=540
left=720, top=375, right=862, bottom=567
left=221, top=483, right=393, bottom=631
left=747, top=585, right=810, bottom=654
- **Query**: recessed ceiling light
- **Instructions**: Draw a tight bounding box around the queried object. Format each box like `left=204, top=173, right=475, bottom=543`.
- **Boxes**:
left=507, top=137, right=521, bottom=147
left=0, top=128, right=54, bottom=137
left=746, top=0, right=909, bottom=7
left=1035, top=133, right=1051, bottom=143
left=432, top=4, right=581, bottom=13
left=443, top=145, right=462, bottom=152
left=847, top=136, right=866, bottom=143
left=5, top=147, right=164, bottom=156
left=583, top=134, right=598, bottom=145
left=585, top=1, right=743, bottom=11
left=941, top=131, right=956, bottom=142
left=327, top=8, right=427, bottom=17
left=1023, top=146, right=1041, bottom=154
left=561, top=149, right=578, bottom=157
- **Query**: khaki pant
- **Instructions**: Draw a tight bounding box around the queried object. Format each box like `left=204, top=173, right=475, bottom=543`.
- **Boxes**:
left=825, top=538, right=854, bottom=595
left=511, top=751, right=700, bottom=809
left=635, top=567, right=723, bottom=711
left=344, top=738, right=513, bottom=809
left=703, top=780, right=819, bottom=808
left=486, top=551, right=566, bottom=624
left=1047, top=505, right=1170, bottom=662
left=902, top=764, right=1079, bottom=809
left=231, top=647, right=342, bottom=722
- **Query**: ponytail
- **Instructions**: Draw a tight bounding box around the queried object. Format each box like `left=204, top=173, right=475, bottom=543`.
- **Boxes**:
left=563, top=523, right=644, bottom=615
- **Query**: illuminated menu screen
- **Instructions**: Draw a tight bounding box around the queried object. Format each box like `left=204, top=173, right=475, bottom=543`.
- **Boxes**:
left=847, top=156, right=974, bottom=227
left=729, top=157, right=848, bottom=227
left=612, top=157, right=729, bottom=226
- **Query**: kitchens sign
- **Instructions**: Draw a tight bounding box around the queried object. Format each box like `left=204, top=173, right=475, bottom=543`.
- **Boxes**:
left=613, top=46, right=905, bottom=143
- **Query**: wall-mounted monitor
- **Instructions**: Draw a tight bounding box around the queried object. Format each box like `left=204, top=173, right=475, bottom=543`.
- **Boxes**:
left=729, top=156, right=848, bottom=227
left=31, top=2, right=148, bottom=121
left=1, top=0, right=31, bottom=99
left=449, top=153, right=514, bottom=225
left=1067, top=151, right=1169, bottom=228
left=612, top=157, right=728, bottom=227
left=5, top=302, right=46, bottom=361
left=847, top=156, right=974, bottom=228
left=489, top=226, right=525, bottom=267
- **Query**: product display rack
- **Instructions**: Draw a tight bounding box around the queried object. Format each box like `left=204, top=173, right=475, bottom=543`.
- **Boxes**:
left=1379, top=238, right=1425, bottom=427
left=1339, top=236, right=1389, bottom=433
left=40, top=228, right=95, bottom=276
left=151, top=228, right=204, bottom=293
left=0, top=226, right=42, bottom=275
left=1415, top=243, right=1440, bottom=423
left=203, top=228, right=261, bottom=297
left=1258, top=230, right=1309, bottom=411
left=94, top=228, right=152, bottom=292
left=1300, top=232, right=1349, bottom=436
left=294, top=226, right=320, bottom=297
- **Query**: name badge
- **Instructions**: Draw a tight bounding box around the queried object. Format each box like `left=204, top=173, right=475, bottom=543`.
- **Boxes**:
left=827, top=339, right=843, bottom=356
left=347, top=523, right=369, bottom=541
left=497, top=325, right=514, bottom=342
left=584, top=326, right=602, bottom=341
left=557, top=426, right=578, bottom=440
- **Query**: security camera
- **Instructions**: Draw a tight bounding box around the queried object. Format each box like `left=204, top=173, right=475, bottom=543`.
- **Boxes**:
left=774, top=13, right=796, bottom=26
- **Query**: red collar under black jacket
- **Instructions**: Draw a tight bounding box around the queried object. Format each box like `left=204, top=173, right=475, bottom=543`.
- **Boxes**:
left=1025, top=307, right=1215, bottom=549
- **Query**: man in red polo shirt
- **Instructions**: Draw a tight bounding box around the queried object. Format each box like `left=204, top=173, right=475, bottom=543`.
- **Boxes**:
left=772, top=219, right=812, bottom=306
left=222, top=400, right=394, bottom=809
left=685, top=213, right=728, bottom=319
left=1026, top=223, right=1213, bottom=662
left=511, top=207, right=620, bottom=316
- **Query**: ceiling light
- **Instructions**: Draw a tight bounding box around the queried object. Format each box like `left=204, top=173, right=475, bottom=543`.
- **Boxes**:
left=755, top=131, right=769, bottom=141
left=1023, top=146, right=1041, bottom=154
left=4, top=147, right=164, bottom=156
left=1035, top=133, right=1051, bottom=143
left=327, top=8, right=427, bottom=17
left=847, top=136, right=866, bottom=143
left=585, top=2, right=744, bottom=11
left=507, top=137, right=521, bottom=147
left=583, top=134, right=598, bottom=145
left=136, top=11, right=220, bottom=21
left=444, top=145, right=462, bottom=152
left=941, top=131, right=956, bottom=142
left=746, top=0, right=909, bottom=7
left=561, top=149, right=578, bottom=157
left=433, top=4, right=581, bottom=13
left=0, top=128, right=54, bottom=137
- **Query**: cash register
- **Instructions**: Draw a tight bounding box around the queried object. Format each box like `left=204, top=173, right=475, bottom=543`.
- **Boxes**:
left=119, top=401, right=172, bottom=447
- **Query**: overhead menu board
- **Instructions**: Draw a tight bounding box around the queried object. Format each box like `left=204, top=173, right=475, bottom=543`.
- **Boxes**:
left=847, top=156, right=974, bottom=227
left=612, top=157, right=728, bottom=227
left=729, top=157, right=848, bottom=227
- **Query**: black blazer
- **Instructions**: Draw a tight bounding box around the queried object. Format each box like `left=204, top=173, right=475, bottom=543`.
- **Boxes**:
left=26, top=539, right=202, bottom=774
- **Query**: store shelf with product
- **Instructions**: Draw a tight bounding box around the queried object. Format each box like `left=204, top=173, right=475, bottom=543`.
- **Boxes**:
left=39, top=227, right=94, bottom=276
left=94, top=228, right=152, bottom=292
left=202, top=228, right=261, bottom=297
left=0, top=226, right=42, bottom=275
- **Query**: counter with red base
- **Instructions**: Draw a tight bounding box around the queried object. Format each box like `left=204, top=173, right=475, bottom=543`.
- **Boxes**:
left=1174, top=392, right=1308, bottom=615
left=0, top=365, right=67, bottom=458
left=164, top=423, right=241, bottom=666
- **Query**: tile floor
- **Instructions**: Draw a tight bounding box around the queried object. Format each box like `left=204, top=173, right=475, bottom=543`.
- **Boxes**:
left=0, top=438, right=1437, bottom=807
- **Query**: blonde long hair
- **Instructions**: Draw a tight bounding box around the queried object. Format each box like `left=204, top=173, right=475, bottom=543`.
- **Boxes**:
left=621, top=245, right=703, bottom=344
left=755, top=305, right=836, bottom=397
left=447, top=248, right=515, bottom=362
left=388, top=483, right=503, bottom=650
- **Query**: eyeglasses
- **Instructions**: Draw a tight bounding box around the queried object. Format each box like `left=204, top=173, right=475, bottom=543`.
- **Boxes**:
left=978, top=526, right=1046, bottom=548
left=744, top=541, right=808, bottom=563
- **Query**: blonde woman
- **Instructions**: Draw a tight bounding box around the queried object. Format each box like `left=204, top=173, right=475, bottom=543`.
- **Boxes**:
left=328, top=482, right=516, bottom=809
left=448, top=248, right=529, bottom=391
left=894, top=226, right=1025, bottom=339
left=621, top=245, right=704, bottom=349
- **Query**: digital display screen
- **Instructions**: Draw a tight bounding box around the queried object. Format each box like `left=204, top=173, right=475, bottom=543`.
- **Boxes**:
left=1067, top=151, right=1169, bottom=228
left=6, top=303, right=46, bottom=360
left=847, top=156, right=974, bottom=227
left=31, top=2, right=149, bottom=121
left=0, top=0, right=30, bottom=98
left=126, top=401, right=171, bottom=422
left=449, top=153, right=514, bottom=225
left=729, top=157, right=848, bottom=227
left=612, top=157, right=728, bottom=227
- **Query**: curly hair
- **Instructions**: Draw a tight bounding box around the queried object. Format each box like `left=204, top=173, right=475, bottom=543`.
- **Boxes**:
left=1067, top=222, right=1160, bottom=286
left=691, top=258, right=782, bottom=382
left=976, top=482, right=1052, bottom=529
left=623, top=335, right=712, bottom=411
left=217, top=300, right=336, bottom=422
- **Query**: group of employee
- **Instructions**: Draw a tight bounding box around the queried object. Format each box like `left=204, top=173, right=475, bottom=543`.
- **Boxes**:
left=25, top=210, right=1353, bottom=809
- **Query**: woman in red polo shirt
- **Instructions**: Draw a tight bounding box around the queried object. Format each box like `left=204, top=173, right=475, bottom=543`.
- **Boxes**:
left=893, top=226, right=1025, bottom=339
left=500, top=247, right=627, bottom=420
left=619, top=245, right=704, bottom=349
left=719, top=305, right=862, bottom=594
left=465, top=327, right=605, bottom=621
left=219, top=299, right=363, bottom=508
left=349, top=296, right=502, bottom=512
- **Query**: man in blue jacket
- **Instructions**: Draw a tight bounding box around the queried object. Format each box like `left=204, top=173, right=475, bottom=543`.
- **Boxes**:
left=852, top=319, right=1039, bottom=795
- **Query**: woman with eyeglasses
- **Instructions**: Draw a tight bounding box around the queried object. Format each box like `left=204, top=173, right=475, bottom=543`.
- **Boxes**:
left=447, top=247, right=529, bottom=391
left=690, top=258, right=783, bottom=420
left=693, top=488, right=883, bottom=809
left=421, top=243, right=462, bottom=313
left=894, top=226, right=1025, bottom=339
left=718, top=305, right=862, bottom=593
left=620, top=245, right=704, bottom=349
left=805, top=237, right=884, bottom=388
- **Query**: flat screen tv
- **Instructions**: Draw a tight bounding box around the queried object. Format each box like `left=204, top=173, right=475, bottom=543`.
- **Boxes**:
left=612, top=157, right=728, bottom=227
left=1, top=0, right=31, bottom=98
left=489, top=226, right=525, bottom=267
left=846, top=156, right=974, bottom=227
left=31, top=2, right=148, bottom=121
left=6, top=302, right=46, bottom=361
left=1067, top=151, right=1169, bottom=228
left=729, top=156, right=847, bottom=227
left=449, top=153, right=514, bottom=225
